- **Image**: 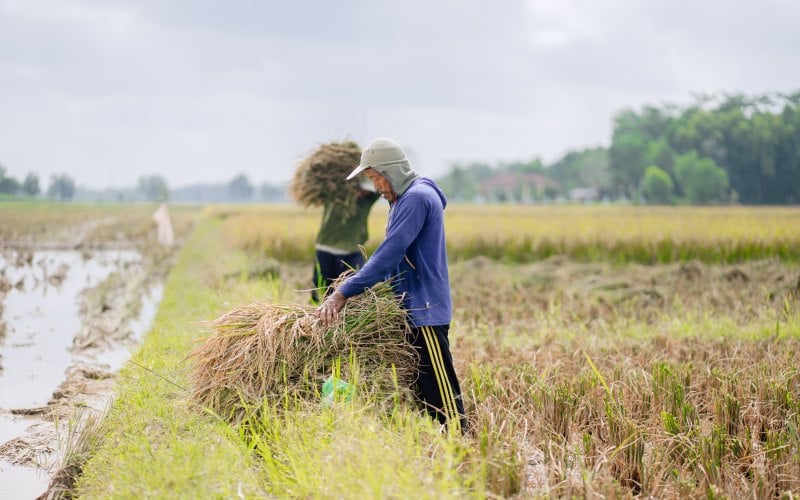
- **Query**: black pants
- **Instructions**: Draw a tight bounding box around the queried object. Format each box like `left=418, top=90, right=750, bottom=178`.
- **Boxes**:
left=311, top=250, right=365, bottom=304
left=409, top=324, right=467, bottom=433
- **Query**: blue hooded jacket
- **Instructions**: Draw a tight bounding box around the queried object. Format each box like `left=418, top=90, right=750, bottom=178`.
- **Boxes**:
left=338, top=176, right=452, bottom=326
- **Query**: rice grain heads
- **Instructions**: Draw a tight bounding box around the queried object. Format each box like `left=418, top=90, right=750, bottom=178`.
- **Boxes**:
left=189, top=281, right=417, bottom=421
left=290, top=141, right=363, bottom=217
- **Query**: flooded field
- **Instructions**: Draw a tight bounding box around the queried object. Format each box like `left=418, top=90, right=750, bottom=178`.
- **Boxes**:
left=0, top=203, right=194, bottom=498
left=0, top=249, right=163, bottom=498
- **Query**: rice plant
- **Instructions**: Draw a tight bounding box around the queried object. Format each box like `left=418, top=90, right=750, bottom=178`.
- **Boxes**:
left=43, top=410, right=108, bottom=499
left=188, top=280, right=417, bottom=421
left=221, top=204, right=800, bottom=264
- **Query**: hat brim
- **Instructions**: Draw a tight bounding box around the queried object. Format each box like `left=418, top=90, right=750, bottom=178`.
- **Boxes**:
left=346, top=164, right=369, bottom=180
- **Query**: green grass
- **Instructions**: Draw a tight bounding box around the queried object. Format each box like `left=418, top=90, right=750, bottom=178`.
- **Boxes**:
left=239, top=399, right=477, bottom=499
left=76, top=218, right=265, bottom=497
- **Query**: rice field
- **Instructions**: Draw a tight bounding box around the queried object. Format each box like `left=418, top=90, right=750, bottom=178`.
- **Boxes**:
left=0, top=201, right=199, bottom=249
left=7, top=203, right=796, bottom=497
left=212, top=204, right=800, bottom=497
left=221, top=204, right=800, bottom=263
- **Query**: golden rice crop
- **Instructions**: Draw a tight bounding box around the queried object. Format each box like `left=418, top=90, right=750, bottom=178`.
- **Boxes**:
left=220, top=204, right=800, bottom=263
left=188, top=280, right=418, bottom=421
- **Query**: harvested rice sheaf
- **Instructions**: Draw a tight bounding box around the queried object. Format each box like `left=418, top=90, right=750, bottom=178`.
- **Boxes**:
left=188, top=281, right=417, bottom=420
left=289, top=141, right=363, bottom=217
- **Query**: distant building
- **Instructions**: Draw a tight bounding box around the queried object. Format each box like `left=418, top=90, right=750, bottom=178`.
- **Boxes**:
left=478, top=173, right=550, bottom=203
left=568, top=186, right=600, bottom=203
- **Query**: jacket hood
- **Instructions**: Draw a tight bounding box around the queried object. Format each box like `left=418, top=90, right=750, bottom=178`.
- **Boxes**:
left=373, top=159, right=420, bottom=197
left=403, top=176, right=447, bottom=210
left=419, top=177, right=447, bottom=209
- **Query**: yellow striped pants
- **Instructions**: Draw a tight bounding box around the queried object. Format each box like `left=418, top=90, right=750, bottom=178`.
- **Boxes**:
left=409, top=324, right=466, bottom=433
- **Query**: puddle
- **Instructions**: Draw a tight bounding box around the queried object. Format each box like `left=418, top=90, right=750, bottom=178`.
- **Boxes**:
left=0, top=249, right=162, bottom=498
left=0, top=250, right=138, bottom=408
left=86, top=281, right=164, bottom=373
left=0, top=417, right=30, bottom=446
left=0, top=460, right=48, bottom=498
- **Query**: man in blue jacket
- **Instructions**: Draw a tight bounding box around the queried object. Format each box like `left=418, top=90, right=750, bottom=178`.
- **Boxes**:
left=316, top=137, right=466, bottom=432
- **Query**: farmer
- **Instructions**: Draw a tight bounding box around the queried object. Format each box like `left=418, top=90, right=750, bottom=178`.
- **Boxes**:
left=316, top=137, right=467, bottom=432
left=311, top=181, right=379, bottom=304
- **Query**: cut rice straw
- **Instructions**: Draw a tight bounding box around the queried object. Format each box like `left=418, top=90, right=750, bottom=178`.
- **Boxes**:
left=289, top=141, right=363, bottom=217
left=188, top=280, right=417, bottom=421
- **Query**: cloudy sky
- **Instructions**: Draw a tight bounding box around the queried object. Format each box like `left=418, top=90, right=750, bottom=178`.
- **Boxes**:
left=1, top=0, right=798, bottom=189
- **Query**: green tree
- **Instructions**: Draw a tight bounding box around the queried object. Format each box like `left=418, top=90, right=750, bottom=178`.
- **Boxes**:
left=260, top=182, right=286, bottom=202
left=448, top=165, right=467, bottom=201
left=47, top=174, right=76, bottom=201
left=773, top=103, right=800, bottom=203
left=645, top=139, right=676, bottom=175
left=640, top=166, right=674, bottom=204
left=22, top=173, right=40, bottom=197
left=609, top=127, right=649, bottom=193
left=228, top=173, right=254, bottom=201
left=0, top=177, right=21, bottom=194
left=0, top=164, right=21, bottom=195
left=137, top=175, right=169, bottom=201
left=610, top=91, right=800, bottom=204
left=674, top=152, right=729, bottom=204
left=548, top=148, right=611, bottom=197
left=437, top=161, right=494, bottom=201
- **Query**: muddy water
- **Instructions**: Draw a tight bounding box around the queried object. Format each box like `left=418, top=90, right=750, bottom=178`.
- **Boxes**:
left=89, top=281, right=164, bottom=373
left=0, top=250, right=163, bottom=499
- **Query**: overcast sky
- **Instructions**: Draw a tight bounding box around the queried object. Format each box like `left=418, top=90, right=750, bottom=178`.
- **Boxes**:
left=1, top=0, right=799, bottom=189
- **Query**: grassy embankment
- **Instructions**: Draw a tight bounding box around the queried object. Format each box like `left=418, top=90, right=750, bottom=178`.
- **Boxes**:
left=77, top=204, right=800, bottom=497
left=76, top=216, right=268, bottom=496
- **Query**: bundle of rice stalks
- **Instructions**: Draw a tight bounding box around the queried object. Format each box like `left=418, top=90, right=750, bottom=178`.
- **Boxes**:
left=189, top=281, right=417, bottom=421
left=290, top=141, right=363, bottom=216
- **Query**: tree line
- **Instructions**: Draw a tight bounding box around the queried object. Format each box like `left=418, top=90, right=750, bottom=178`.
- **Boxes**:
left=3, top=90, right=797, bottom=205
left=437, top=91, right=800, bottom=205
left=0, top=167, right=287, bottom=203
left=0, top=166, right=77, bottom=201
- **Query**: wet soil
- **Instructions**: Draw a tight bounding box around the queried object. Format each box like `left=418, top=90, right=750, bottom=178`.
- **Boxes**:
left=0, top=247, right=166, bottom=498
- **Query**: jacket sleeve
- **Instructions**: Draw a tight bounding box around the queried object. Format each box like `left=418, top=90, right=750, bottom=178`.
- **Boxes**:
left=339, top=191, right=428, bottom=298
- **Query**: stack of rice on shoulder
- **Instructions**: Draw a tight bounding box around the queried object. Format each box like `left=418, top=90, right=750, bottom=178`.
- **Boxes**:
left=289, top=140, right=364, bottom=217
left=189, top=280, right=417, bottom=421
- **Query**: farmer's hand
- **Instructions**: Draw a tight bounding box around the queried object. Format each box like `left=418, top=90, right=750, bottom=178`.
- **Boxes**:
left=316, top=290, right=347, bottom=327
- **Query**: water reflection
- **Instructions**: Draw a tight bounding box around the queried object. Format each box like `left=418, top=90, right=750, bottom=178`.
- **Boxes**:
left=0, top=249, right=162, bottom=498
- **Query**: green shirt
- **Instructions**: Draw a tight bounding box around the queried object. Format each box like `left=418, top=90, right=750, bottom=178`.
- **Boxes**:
left=316, top=192, right=380, bottom=253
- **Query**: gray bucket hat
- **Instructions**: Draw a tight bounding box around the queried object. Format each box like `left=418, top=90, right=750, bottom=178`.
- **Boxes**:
left=346, top=138, right=408, bottom=180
